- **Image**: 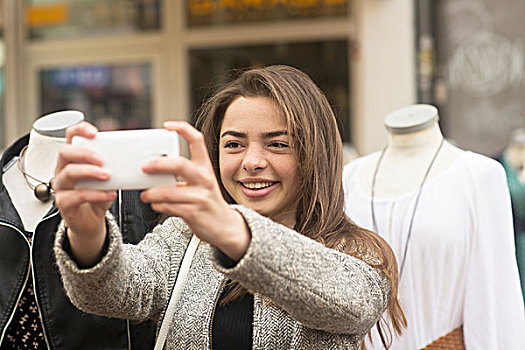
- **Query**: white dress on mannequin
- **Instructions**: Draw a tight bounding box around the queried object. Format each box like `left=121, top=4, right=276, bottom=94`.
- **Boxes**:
left=343, top=105, right=525, bottom=349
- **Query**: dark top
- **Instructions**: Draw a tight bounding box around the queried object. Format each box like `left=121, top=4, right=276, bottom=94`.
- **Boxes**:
left=0, top=231, right=46, bottom=350
left=212, top=282, right=254, bottom=350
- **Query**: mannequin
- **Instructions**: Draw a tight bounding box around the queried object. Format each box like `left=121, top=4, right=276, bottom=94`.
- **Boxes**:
left=3, top=111, right=83, bottom=231
left=356, top=104, right=464, bottom=198
left=0, top=111, right=157, bottom=349
left=342, top=104, right=525, bottom=349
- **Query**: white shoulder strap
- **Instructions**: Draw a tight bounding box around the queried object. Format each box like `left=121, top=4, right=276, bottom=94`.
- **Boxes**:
left=154, top=234, right=200, bottom=350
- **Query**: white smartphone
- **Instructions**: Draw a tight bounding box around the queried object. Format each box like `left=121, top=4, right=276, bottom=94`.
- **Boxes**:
left=72, top=129, right=179, bottom=190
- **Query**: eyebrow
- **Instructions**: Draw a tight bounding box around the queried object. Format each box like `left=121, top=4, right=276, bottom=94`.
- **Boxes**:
left=220, top=130, right=288, bottom=139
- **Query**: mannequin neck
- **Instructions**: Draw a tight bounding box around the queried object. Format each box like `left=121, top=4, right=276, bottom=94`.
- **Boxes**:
left=23, top=129, right=65, bottom=183
left=358, top=121, right=463, bottom=199
left=387, top=122, right=444, bottom=154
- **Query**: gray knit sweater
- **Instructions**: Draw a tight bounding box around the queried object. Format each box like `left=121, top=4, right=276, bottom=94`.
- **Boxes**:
left=54, top=206, right=390, bottom=349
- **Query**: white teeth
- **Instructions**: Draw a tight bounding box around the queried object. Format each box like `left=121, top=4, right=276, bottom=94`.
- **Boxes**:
left=242, top=182, right=274, bottom=189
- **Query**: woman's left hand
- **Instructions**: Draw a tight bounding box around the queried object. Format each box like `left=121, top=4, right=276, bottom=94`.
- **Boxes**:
left=140, top=121, right=250, bottom=261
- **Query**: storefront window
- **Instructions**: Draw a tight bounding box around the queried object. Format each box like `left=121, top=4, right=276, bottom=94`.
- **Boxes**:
left=187, top=0, right=348, bottom=27
left=189, top=40, right=351, bottom=142
left=40, top=63, right=152, bottom=130
left=26, top=0, right=161, bottom=40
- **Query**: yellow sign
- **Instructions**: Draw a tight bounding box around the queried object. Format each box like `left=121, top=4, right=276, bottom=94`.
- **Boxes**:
left=26, top=3, right=68, bottom=28
left=189, top=0, right=347, bottom=17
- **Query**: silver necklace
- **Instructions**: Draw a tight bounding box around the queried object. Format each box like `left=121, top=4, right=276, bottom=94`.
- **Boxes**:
left=371, top=137, right=445, bottom=280
left=17, top=146, right=56, bottom=202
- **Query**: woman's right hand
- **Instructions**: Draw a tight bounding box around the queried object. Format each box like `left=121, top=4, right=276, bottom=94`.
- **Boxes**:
left=54, top=122, right=117, bottom=266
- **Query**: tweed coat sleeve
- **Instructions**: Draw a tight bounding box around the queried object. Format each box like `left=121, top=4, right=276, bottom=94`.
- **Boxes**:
left=54, top=213, right=192, bottom=322
left=212, top=205, right=390, bottom=336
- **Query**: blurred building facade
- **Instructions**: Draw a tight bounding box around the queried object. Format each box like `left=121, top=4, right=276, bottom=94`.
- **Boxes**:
left=0, top=0, right=417, bottom=156
left=431, top=0, right=525, bottom=157
left=4, top=1, right=522, bottom=158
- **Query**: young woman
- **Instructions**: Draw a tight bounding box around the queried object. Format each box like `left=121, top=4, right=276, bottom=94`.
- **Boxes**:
left=53, top=65, right=405, bottom=349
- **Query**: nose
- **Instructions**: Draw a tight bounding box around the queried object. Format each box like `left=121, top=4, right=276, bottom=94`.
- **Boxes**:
left=242, top=144, right=267, bottom=172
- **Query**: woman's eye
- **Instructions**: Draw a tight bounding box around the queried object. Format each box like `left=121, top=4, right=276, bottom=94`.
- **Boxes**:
left=270, top=141, right=289, bottom=148
left=224, top=141, right=241, bottom=149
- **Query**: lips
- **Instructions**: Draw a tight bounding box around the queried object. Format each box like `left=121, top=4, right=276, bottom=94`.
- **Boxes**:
left=239, top=181, right=278, bottom=198
left=240, top=181, right=275, bottom=189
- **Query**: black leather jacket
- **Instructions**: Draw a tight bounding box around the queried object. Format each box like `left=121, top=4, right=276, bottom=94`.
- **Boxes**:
left=0, top=135, right=158, bottom=349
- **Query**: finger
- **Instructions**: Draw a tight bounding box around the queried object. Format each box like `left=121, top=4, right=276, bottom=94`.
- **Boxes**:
left=55, top=144, right=104, bottom=174
left=142, top=156, right=214, bottom=187
left=54, top=164, right=111, bottom=191
left=163, top=121, right=212, bottom=168
left=149, top=202, right=196, bottom=218
left=55, top=189, right=116, bottom=209
left=141, top=183, right=208, bottom=204
left=66, top=121, right=99, bottom=144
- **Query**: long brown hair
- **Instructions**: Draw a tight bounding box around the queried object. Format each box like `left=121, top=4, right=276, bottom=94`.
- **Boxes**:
left=195, top=65, right=406, bottom=347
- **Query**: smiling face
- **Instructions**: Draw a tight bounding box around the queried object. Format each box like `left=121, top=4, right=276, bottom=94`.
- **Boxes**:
left=219, top=96, right=300, bottom=228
